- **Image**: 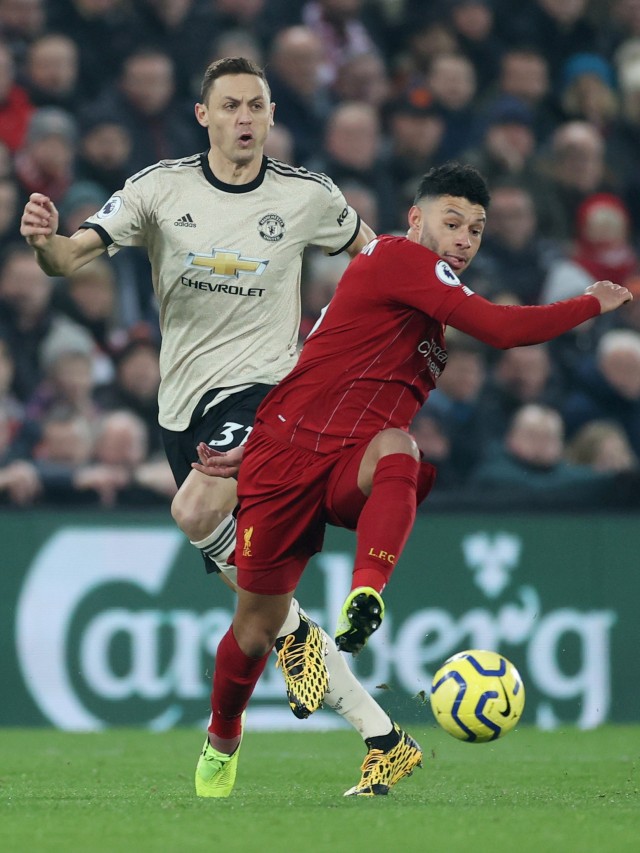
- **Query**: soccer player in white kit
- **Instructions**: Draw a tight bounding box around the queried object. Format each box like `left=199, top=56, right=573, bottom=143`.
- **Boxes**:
left=20, top=57, right=420, bottom=797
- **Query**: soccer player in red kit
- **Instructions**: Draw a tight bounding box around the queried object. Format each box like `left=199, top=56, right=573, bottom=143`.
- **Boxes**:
left=195, top=163, right=632, bottom=797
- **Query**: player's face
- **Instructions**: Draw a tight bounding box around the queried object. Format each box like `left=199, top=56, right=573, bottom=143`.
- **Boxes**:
left=195, top=73, right=274, bottom=167
left=408, top=194, right=486, bottom=273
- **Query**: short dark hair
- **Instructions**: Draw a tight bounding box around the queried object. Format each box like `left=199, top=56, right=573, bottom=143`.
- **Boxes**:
left=414, top=162, right=490, bottom=209
left=200, top=57, right=270, bottom=103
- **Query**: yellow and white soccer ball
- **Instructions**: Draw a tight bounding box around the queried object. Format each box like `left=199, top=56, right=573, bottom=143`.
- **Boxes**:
left=430, top=649, right=525, bottom=742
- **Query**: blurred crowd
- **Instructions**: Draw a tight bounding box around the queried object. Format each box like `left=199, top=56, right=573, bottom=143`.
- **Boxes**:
left=1, top=0, right=640, bottom=509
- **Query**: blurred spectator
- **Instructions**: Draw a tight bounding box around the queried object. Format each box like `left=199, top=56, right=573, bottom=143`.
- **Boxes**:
left=301, top=0, right=381, bottom=87
left=207, top=0, right=272, bottom=47
left=490, top=47, right=558, bottom=142
left=94, top=408, right=146, bottom=467
left=559, top=52, right=619, bottom=130
left=495, top=0, right=598, bottom=85
left=207, top=29, right=264, bottom=76
left=14, top=106, right=77, bottom=202
left=538, top=120, right=616, bottom=239
left=393, top=14, right=458, bottom=93
left=426, top=52, right=481, bottom=157
left=93, top=408, right=176, bottom=501
left=0, top=398, right=19, bottom=460
left=476, top=343, right=564, bottom=440
left=541, top=193, right=639, bottom=304
left=94, top=337, right=161, bottom=452
left=471, top=95, right=537, bottom=178
left=22, top=33, right=79, bottom=111
left=0, top=175, right=20, bottom=248
left=0, top=335, right=22, bottom=427
left=53, top=255, right=125, bottom=364
left=467, top=402, right=613, bottom=505
left=562, top=328, right=640, bottom=455
left=565, top=418, right=639, bottom=472
left=46, top=0, right=137, bottom=101
left=75, top=116, right=132, bottom=196
left=611, top=38, right=640, bottom=235
left=613, top=275, right=640, bottom=335
left=385, top=93, right=446, bottom=228
left=0, top=456, right=41, bottom=504
left=466, top=183, right=562, bottom=303
left=0, top=0, right=46, bottom=63
left=446, top=0, right=502, bottom=94
left=57, top=180, right=107, bottom=236
left=25, top=406, right=123, bottom=506
left=540, top=192, right=639, bottom=381
left=300, top=248, right=350, bottom=340
left=308, top=100, right=396, bottom=230
left=0, top=242, right=94, bottom=401
left=32, top=405, right=94, bottom=466
left=465, top=96, right=569, bottom=241
left=83, top=48, right=200, bottom=174
left=610, top=0, right=640, bottom=48
left=263, top=123, right=295, bottom=164
left=420, top=333, right=490, bottom=483
left=333, top=50, right=391, bottom=109
left=128, top=0, right=213, bottom=101
left=25, top=348, right=98, bottom=421
left=410, top=409, right=460, bottom=490
left=0, top=37, right=33, bottom=151
left=266, top=26, right=330, bottom=166
left=341, top=180, right=379, bottom=234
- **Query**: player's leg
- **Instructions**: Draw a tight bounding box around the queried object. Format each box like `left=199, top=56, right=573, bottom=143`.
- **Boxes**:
left=234, top=430, right=334, bottom=718
left=328, top=429, right=432, bottom=654
left=169, top=385, right=273, bottom=577
left=196, top=587, right=292, bottom=798
left=350, top=427, right=421, bottom=593
left=212, top=587, right=293, bottom=750
left=172, top=468, right=239, bottom=575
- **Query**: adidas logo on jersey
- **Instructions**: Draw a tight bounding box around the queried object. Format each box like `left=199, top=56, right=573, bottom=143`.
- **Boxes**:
left=175, top=213, right=196, bottom=227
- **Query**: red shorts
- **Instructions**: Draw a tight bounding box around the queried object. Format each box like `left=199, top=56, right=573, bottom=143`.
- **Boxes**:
left=234, top=426, right=436, bottom=595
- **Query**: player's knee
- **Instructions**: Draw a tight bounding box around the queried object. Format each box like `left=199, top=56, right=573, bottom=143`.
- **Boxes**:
left=171, top=489, right=226, bottom=540
left=375, top=428, right=420, bottom=461
left=234, top=621, right=280, bottom=658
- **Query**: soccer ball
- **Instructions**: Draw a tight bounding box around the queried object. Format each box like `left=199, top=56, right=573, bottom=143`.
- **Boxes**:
left=430, top=649, right=525, bottom=742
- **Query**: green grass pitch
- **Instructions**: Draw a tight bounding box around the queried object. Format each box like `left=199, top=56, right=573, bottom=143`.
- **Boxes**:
left=1, top=725, right=638, bottom=853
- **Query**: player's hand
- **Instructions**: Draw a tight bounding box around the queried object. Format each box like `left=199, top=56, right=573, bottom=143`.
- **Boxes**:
left=191, top=442, right=244, bottom=478
left=586, top=280, right=633, bottom=314
left=20, top=193, right=60, bottom=249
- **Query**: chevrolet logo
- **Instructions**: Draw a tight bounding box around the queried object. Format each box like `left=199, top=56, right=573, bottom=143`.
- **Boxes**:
left=186, top=248, right=268, bottom=278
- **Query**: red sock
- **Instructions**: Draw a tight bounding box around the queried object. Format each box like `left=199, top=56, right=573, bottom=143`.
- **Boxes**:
left=352, top=453, right=419, bottom=593
left=209, top=626, right=270, bottom=739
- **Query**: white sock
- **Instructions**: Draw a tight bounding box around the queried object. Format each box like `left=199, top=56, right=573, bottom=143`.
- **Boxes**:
left=191, top=514, right=238, bottom=584
left=277, top=597, right=301, bottom=638
left=322, top=636, right=393, bottom=739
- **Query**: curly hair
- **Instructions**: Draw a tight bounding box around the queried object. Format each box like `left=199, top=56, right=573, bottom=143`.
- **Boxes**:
left=414, top=162, right=490, bottom=209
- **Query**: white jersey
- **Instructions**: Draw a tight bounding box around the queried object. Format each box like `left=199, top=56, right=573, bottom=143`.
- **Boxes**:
left=82, top=153, right=360, bottom=430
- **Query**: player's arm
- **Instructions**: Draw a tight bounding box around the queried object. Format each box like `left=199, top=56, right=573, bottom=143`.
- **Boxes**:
left=345, top=219, right=376, bottom=258
left=446, top=281, right=632, bottom=348
left=20, top=193, right=106, bottom=276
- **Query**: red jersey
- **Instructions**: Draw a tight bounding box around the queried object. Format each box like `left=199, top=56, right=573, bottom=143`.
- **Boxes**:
left=256, top=235, right=600, bottom=453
